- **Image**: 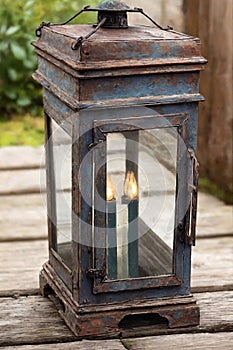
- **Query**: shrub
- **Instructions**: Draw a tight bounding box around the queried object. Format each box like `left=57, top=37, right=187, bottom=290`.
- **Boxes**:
left=0, top=0, right=99, bottom=117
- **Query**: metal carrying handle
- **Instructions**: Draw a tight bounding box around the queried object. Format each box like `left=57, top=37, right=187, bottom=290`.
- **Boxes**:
left=35, top=4, right=173, bottom=50
left=188, top=148, right=199, bottom=246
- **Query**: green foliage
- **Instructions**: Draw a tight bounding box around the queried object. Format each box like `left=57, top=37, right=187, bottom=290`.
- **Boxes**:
left=0, top=113, right=44, bottom=147
left=0, top=0, right=99, bottom=117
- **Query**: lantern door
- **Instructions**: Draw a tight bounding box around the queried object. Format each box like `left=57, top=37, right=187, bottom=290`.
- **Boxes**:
left=91, top=111, right=193, bottom=294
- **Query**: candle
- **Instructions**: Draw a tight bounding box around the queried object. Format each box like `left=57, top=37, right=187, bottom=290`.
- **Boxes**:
left=123, top=171, right=139, bottom=278
left=117, top=203, right=129, bottom=279
left=107, top=199, right=117, bottom=280
left=106, top=176, right=117, bottom=279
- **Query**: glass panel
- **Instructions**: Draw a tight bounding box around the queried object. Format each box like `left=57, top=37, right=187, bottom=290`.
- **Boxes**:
left=51, top=119, right=72, bottom=269
left=106, top=128, right=177, bottom=279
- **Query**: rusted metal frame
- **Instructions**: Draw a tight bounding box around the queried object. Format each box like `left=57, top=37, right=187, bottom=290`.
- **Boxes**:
left=77, top=64, right=207, bottom=79
left=92, top=112, right=188, bottom=294
left=44, top=113, right=57, bottom=252
left=32, top=40, right=207, bottom=72
left=44, top=100, right=73, bottom=135
left=93, top=275, right=182, bottom=294
left=80, top=94, right=205, bottom=110
left=94, top=113, right=189, bottom=133
left=79, top=293, right=196, bottom=312
left=173, top=115, right=190, bottom=285
left=33, top=71, right=79, bottom=111
left=49, top=250, right=73, bottom=291
left=77, top=125, right=96, bottom=305
left=40, top=261, right=199, bottom=337
left=32, top=42, right=207, bottom=73
left=71, top=117, right=80, bottom=300
left=187, top=148, right=199, bottom=246
left=41, top=261, right=80, bottom=311
left=92, top=129, right=108, bottom=289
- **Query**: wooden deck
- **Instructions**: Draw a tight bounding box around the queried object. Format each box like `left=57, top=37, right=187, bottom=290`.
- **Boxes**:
left=0, top=146, right=232, bottom=349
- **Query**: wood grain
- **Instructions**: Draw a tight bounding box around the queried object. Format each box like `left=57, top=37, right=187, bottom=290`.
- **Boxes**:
left=196, top=291, right=233, bottom=330
left=0, top=146, right=44, bottom=171
left=192, top=237, right=233, bottom=289
left=0, top=291, right=232, bottom=346
left=197, top=193, right=233, bottom=237
left=0, top=295, right=76, bottom=346
left=0, top=340, right=126, bottom=350
left=0, top=240, right=48, bottom=290
left=1, top=236, right=231, bottom=292
left=124, top=332, right=233, bottom=350
left=0, top=168, right=45, bottom=195
left=0, top=194, right=47, bottom=242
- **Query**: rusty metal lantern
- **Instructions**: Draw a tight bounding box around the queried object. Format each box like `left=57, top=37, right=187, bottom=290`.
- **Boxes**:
left=32, top=0, right=207, bottom=337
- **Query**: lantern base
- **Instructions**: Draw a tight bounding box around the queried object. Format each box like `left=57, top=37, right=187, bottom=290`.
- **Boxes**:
left=40, top=262, right=200, bottom=338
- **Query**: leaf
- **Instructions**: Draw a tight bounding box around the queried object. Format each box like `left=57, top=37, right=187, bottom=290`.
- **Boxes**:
left=17, top=96, right=31, bottom=107
left=23, top=59, right=36, bottom=70
left=0, top=42, right=8, bottom=52
left=5, top=90, right=17, bottom=100
left=10, top=42, right=27, bottom=60
left=8, top=68, right=18, bottom=81
left=6, top=26, right=20, bottom=36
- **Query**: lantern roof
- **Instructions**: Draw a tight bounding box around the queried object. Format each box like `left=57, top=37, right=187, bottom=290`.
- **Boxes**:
left=97, top=0, right=131, bottom=11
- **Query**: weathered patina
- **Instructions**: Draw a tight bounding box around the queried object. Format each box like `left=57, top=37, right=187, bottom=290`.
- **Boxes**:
left=32, top=0, right=207, bottom=338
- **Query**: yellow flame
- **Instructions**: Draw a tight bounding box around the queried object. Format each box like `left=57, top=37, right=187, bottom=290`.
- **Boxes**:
left=124, top=171, right=138, bottom=200
left=106, top=175, right=116, bottom=201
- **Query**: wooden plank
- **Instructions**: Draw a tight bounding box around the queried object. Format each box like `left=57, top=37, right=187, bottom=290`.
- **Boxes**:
left=123, top=332, right=233, bottom=350
left=0, top=194, right=47, bottom=242
left=0, top=146, right=44, bottom=171
left=0, top=168, right=46, bottom=195
left=0, top=291, right=232, bottom=346
left=1, top=235, right=231, bottom=292
left=196, top=291, right=233, bottom=329
left=192, top=237, right=233, bottom=290
left=0, top=340, right=126, bottom=350
left=0, top=240, right=48, bottom=291
left=197, top=193, right=233, bottom=237
left=0, top=295, right=76, bottom=346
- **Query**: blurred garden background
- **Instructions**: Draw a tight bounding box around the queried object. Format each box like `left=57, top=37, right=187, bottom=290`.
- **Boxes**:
left=0, top=0, right=232, bottom=203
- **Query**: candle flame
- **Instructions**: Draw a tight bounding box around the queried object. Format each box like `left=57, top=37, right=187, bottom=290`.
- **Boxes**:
left=124, top=171, right=138, bottom=200
left=106, top=175, right=116, bottom=201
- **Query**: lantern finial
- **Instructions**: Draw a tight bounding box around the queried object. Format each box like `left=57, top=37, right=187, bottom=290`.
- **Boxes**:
left=97, top=0, right=130, bottom=28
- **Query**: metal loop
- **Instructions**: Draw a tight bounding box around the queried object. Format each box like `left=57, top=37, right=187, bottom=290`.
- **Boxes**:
left=71, top=17, right=107, bottom=50
left=36, top=22, right=51, bottom=37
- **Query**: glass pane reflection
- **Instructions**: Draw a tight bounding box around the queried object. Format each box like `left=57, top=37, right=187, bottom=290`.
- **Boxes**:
left=51, top=119, right=72, bottom=269
left=106, top=128, right=177, bottom=279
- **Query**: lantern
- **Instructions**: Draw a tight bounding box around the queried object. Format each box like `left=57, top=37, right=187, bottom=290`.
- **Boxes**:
left=32, top=0, right=207, bottom=337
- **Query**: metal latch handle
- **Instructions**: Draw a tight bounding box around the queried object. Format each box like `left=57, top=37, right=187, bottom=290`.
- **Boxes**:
left=188, top=148, right=199, bottom=246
